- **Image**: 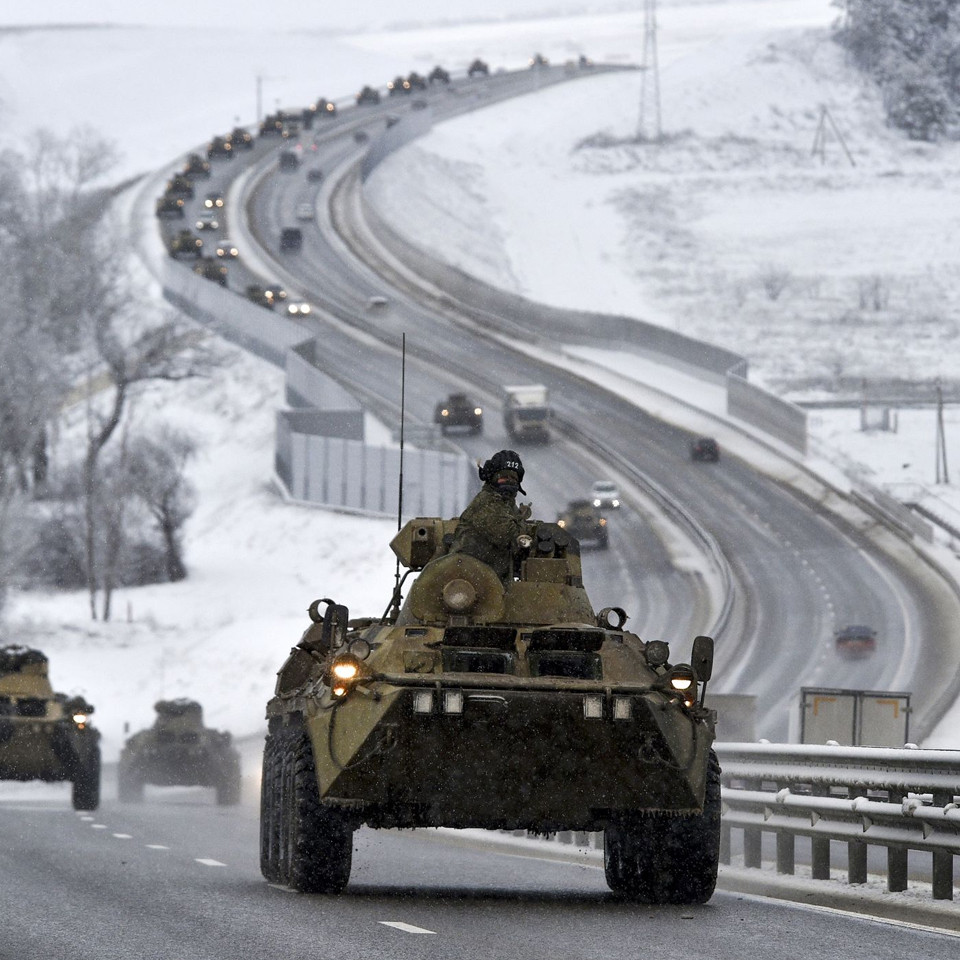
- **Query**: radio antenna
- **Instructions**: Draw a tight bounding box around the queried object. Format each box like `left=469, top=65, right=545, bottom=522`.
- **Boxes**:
left=390, top=333, right=407, bottom=619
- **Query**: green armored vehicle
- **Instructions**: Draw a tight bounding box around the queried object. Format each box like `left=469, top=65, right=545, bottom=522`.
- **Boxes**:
left=118, top=699, right=241, bottom=804
left=556, top=499, right=609, bottom=550
left=169, top=229, right=204, bottom=259
left=0, top=645, right=100, bottom=810
left=261, top=516, right=720, bottom=902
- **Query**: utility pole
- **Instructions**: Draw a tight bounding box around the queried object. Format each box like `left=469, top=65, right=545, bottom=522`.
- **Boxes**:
left=255, top=73, right=286, bottom=126
left=935, top=379, right=949, bottom=484
left=638, top=0, right=662, bottom=141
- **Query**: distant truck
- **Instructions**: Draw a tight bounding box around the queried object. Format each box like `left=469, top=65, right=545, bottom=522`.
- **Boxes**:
left=503, top=384, right=551, bottom=443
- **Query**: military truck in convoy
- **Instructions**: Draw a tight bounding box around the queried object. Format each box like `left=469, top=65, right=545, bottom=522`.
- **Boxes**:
left=503, top=384, right=551, bottom=443
left=260, top=515, right=720, bottom=902
left=0, top=645, right=100, bottom=810
left=434, top=392, right=483, bottom=435
left=118, top=699, right=241, bottom=805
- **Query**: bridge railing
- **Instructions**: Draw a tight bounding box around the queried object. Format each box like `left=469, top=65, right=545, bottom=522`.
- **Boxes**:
left=715, top=742, right=960, bottom=900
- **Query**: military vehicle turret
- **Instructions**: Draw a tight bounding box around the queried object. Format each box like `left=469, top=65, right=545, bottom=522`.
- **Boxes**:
left=356, top=85, right=380, bottom=105
left=261, top=516, right=720, bottom=902
left=118, top=699, right=241, bottom=805
left=0, top=645, right=100, bottom=810
left=467, top=58, right=490, bottom=77
left=428, top=65, right=450, bottom=84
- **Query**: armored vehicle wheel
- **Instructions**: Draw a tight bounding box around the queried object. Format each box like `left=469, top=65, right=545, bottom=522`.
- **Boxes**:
left=117, top=767, right=144, bottom=804
left=280, top=730, right=353, bottom=893
left=216, top=756, right=242, bottom=806
left=72, top=750, right=101, bottom=811
left=605, top=750, right=720, bottom=904
left=259, top=734, right=283, bottom=881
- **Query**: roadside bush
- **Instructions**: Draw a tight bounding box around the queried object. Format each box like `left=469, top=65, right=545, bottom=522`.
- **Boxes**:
left=884, top=70, right=953, bottom=140
left=757, top=264, right=792, bottom=301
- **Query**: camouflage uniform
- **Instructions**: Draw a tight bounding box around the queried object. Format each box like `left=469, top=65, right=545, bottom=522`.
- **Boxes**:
left=449, top=482, right=530, bottom=582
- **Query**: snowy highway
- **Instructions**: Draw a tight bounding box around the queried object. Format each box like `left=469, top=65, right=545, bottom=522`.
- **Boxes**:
left=2, top=786, right=956, bottom=959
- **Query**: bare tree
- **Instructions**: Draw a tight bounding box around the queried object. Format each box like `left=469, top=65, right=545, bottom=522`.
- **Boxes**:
left=126, top=427, right=198, bottom=583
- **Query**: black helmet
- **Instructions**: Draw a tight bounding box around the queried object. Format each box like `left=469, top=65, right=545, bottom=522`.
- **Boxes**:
left=479, top=450, right=526, bottom=494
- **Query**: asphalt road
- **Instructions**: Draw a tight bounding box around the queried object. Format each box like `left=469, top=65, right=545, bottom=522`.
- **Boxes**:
left=2, top=785, right=955, bottom=960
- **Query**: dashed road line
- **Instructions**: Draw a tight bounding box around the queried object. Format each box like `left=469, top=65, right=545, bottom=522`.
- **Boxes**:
left=195, top=858, right=226, bottom=867
left=91, top=824, right=107, bottom=830
left=378, top=921, right=437, bottom=935
left=112, top=833, right=132, bottom=839
left=145, top=844, right=169, bottom=850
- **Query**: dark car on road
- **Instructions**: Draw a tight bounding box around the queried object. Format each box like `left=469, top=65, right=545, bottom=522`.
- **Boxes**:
left=356, top=85, right=380, bottom=105
left=280, top=227, right=303, bottom=252
left=835, top=625, right=877, bottom=660
left=690, top=437, right=720, bottom=462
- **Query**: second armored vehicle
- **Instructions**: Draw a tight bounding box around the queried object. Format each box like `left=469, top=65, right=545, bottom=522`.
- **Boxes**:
left=556, top=499, right=609, bottom=549
left=261, top=516, right=719, bottom=902
left=168, top=229, right=204, bottom=259
left=0, top=645, right=100, bottom=810
left=118, top=699, right=241, bottom=805
left=434, top=392, right=483, bottom=435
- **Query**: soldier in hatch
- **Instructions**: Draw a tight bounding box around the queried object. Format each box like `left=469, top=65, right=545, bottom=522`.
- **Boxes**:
left=448, top=449, right=532, bottom=582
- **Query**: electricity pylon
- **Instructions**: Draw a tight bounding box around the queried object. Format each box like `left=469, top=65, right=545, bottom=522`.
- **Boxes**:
left=638, top=0, right=662, bottom=141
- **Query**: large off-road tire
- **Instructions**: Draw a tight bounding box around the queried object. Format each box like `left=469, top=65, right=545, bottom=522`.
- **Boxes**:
left=72, top=749, right=101, bottom=811
left=259, top=735, right=282, bottom=882
left=605, top=750, right=721, bottom=904
left=280, top=730, right=353, bottom=894
left=216, top=754, right=242, bottom=806
left=117, top=765, right=144, bottom=804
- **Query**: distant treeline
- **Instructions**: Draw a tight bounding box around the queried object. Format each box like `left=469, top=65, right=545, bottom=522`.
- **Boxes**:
left=836, top=0, right=960, bottom=140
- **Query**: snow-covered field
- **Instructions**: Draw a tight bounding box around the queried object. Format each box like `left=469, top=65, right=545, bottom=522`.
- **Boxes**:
left=3, top=0, right=960, bottom=775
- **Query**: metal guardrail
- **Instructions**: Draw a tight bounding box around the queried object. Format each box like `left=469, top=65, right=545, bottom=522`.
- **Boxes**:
left=715, top=742, right=960, bottom=900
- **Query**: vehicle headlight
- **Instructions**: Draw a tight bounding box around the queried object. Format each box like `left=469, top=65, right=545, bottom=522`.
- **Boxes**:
left=556, top=519, right=566, bottom=528
left=72, top=713, right=88, bottom=726
left=592, top=498, right=602, bottom=507
left=332, top=656, right=361, bottom=681
left=440, top=409, right=449, bottom=417
left=474, top=407, right=482, bottom=415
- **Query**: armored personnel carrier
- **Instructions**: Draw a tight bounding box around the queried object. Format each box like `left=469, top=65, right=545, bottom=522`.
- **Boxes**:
left=556, top=499, right=608, bottom=550
left=168, top=229, right=204, bottom=259
left=433, top=392, right=483, bottom=435
left=118, top=699, right=241, bottom=805
left=0, top=645, right=100, bottom=810
left=261, top=516, right=719, bottom=902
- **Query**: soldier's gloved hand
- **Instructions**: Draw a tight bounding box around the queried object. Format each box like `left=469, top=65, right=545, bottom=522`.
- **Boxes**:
left=518, top=502, right=532, bottom=520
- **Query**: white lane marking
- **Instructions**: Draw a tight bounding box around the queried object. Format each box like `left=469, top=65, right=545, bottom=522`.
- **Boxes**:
left=378, top=921, right=437, bottom=935
left=91, top=824, right=107, bottom=829
left=145, top=844, right=169, bottom=850
left=79, top=816, right=95, bottom=821
left=195, top=858, right=227, bottom=867
left=112, top=833, right=132, bottom=839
